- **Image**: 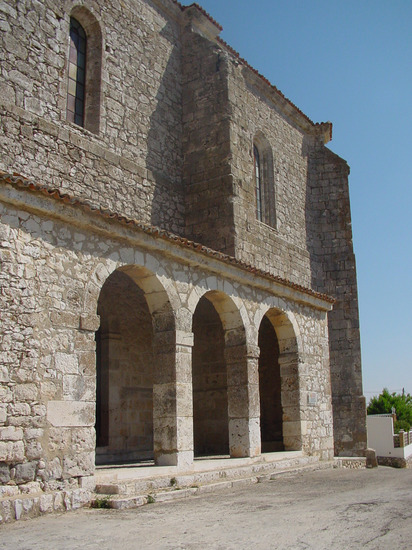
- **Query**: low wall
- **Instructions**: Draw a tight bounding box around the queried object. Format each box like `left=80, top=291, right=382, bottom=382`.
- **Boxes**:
left=367, top=415, right=412, bottom=464
left=377, top=456, right=412, bottom=469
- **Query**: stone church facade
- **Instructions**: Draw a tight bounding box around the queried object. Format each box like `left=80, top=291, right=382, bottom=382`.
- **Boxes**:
left=0, top=0, right=366, bottom=510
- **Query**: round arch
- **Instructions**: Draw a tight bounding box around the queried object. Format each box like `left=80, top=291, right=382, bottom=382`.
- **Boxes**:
left=258, top=306, right=302, bottom=452
left=92, top=262, right=180, bottom=466
left=191, top=290, right=258, bottom=458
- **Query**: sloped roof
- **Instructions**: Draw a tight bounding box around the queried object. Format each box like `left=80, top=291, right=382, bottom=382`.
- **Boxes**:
left=0, top=171, right=335, bottom=305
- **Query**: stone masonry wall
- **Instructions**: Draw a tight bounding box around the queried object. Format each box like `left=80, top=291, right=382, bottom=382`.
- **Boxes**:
left=0, top=0, right=364, bottom=479
left=182, top=19, right=235, bottom=254
left=226, top=60, right=316, bottom=287
left=219, top=45, right=365, bottom=455
left=307, top=145, right=366, bottom=456
left=0, top=0, right=184, bottom=233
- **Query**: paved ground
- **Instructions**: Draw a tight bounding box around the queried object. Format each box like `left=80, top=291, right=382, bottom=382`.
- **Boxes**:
left=1, top=466, right=411, bottom=550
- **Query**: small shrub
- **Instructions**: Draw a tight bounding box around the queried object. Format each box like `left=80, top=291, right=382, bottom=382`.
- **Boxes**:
left=92, top=496, right=111, bottom=509
left=368, top=388, right=412, bottom=433
left=147, top=494, right=155, bottom=504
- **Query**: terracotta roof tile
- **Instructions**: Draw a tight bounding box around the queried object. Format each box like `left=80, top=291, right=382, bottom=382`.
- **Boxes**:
left=0, top=171, right=335, bottom=304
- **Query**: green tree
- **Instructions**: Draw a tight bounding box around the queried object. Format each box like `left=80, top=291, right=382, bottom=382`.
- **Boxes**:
left=367, top=388, right=412, bottom=433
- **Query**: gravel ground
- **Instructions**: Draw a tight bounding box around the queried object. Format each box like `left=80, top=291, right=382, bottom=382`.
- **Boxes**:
left=1, top=466, right=411, bottom=550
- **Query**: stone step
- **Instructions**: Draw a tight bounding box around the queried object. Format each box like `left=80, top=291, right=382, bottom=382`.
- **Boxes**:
left=94, top=453, right=320, bottom=496
left=93, top=454, right=335, bottom=510
left=0, top=456, right=366, bottom=523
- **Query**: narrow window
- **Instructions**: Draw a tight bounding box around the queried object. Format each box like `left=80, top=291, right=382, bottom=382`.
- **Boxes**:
left=66, top=8, right=102, bottom=134
left=254, top=145, right=263, bottom=222
left=67, top=17, right=87, bottom=127
left=253, top=135, right=277, bottom=228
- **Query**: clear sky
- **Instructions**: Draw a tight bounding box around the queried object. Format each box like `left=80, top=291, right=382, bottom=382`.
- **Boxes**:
left=181, top=0, right=412, bottom=400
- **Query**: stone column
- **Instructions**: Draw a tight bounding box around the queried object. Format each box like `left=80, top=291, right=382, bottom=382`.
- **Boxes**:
left=226, top=339, right=261, bottom=458
left=46, top=314, right=100, bottom=484
left=153, top=329, right=194, bottom=469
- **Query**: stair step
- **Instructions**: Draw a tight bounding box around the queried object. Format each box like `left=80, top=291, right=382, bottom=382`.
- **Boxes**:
left=93, top=456, right=335, bottom=511
left=94, top=453, right=321, bottom=496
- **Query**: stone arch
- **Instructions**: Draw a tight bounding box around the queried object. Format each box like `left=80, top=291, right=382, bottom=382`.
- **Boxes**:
left=191, top=290, right=259, bottom=458
left=186, top=276, right=250, bottom=330
left=253, top=298, right=303, bottom=355
left=83, top=256, right=181, bottom=320
left=66, top=4, right=103, bottom=133
left=95, top=268, right=154, bottom=463
left=92, top=262, right=183, bottom=466
left=119, top=264, right=176, bottom=336
left=257, top=306, right=302, bottom=452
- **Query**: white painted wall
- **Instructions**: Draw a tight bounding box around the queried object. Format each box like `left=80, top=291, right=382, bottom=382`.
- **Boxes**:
left=367, top=415, right=412, bottom=459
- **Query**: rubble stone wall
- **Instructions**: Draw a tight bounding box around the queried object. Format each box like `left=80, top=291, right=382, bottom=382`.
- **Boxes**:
left=181, top=25, right=235, bottom=254
left=226, top=62, right=314, bottom=286
left=0, top=183, right=334, bottom=507
left=222, top=56, right=366, bottom=455
left=0, top=0, right=185, bottom=233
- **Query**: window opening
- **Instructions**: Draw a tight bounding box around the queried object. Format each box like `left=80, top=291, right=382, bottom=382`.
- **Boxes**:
left=67, top=17, right=87, bottom=127
left=254, top=145, right=263, bottom=222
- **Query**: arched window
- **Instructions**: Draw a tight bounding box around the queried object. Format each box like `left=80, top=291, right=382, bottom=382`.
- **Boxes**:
left=66, top=8, right=102, bottom=134
left=253, top=136, right=276, bottom=228
left=67, top=17, right=87, bottom=127
left=254, top=145, right=263, bottom=222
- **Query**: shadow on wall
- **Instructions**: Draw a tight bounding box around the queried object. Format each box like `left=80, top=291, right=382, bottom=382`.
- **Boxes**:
left=146, top=20, right=184, bottom=234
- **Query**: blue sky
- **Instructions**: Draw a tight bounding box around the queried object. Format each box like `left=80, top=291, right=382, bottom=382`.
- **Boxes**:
left=181, top=0, right=412, bottom=399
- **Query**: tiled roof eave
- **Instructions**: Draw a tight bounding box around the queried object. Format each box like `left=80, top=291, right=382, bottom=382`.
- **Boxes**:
left=0, top=171, right=336, bottom=305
